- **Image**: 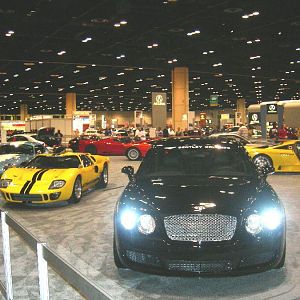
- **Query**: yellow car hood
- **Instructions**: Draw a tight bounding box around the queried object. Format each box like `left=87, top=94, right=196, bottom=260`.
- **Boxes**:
left=3, top=168, right=73, bottom=182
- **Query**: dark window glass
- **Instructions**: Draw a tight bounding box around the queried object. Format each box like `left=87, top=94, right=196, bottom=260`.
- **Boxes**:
left=0, top=144, right=34, bottom=155
left=80, top=155, right=93, bottom=167
left=138, top=146, right=254, bottom=177
left=26, top=156, right=80, bottom=168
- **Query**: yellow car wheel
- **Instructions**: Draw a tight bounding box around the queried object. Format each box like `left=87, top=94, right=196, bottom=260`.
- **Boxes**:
left=68, top=176, right=82, bottom=204
left=97, top=163, right=108, bottom=188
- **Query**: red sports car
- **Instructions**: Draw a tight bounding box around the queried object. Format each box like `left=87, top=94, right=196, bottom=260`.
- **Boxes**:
left=78, top=136, right=152, bottom=160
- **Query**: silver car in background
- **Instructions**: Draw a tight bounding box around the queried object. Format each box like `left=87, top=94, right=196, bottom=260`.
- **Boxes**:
left=0, top=141, right=48, bottom=176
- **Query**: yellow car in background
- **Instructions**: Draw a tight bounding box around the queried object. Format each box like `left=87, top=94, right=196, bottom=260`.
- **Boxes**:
left=0, top=152, right=109, bottom=204
left=245, top=140, right=300, bottom=172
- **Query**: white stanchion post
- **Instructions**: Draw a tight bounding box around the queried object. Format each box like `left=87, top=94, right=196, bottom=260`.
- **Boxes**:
left=37, top=243, right=49, bottom=300
left=1, top=211, right=13, bottom=300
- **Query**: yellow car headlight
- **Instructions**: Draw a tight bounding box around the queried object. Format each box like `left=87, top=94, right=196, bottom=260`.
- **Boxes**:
left=49, top=180, right=66, bottom=189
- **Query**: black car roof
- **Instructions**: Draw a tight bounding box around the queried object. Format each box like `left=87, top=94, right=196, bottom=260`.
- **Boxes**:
left=151, top=137, right=243, bottom=150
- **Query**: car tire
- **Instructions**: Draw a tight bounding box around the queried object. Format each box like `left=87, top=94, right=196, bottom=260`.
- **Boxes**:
left=68, top=176, right=82, bottom=204
left=113, top=235, right=125, bottom=268
left=97, top=163, right=108, bottom=188
left=126, top=148, right=141, bottom=161
left=253, top=155, right=273, bottom=169
left=85, top=145, right=97, bottom=155
left=275, top=243, right=286, bottom=269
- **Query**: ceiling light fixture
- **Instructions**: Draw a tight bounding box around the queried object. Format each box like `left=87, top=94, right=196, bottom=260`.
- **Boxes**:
left=82, top=37, right=92, bottom=43
left=5, top=30, right=14, bottom=37
left=187, top=30, right=200, bottom=36
left=242, top=11, right=260, bottom=19
left=57, top=50, right=66, bottom=55
left=250, top=55, right=261, bottom=60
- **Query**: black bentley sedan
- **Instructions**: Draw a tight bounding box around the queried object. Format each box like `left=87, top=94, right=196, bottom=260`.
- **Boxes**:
left=114, top=137, right=286, bottom=275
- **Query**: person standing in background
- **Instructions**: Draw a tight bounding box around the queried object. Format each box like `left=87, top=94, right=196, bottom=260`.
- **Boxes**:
left=237, top=124, right=249, bottom=138
left=176, top=127, right=182, bottom=136
left=163, top=126, right=169, bottom=137
left=54, top=129, right=63, bottom=145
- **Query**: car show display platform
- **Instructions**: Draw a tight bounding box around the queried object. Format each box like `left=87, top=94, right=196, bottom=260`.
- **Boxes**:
left=0, top=156, right=299, bottom=299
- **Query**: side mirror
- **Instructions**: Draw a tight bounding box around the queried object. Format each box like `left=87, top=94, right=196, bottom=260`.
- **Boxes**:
left=121, top=166, right=135, bottom=181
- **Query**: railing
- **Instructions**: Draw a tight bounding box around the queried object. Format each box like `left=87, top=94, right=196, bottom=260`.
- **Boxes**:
left=0, top=210, right=113, bottom=300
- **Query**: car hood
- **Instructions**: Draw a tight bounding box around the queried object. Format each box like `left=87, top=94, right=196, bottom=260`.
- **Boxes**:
left=2, top=168, right=73, bottom=182
left=121, top=176, right=279, bottom=216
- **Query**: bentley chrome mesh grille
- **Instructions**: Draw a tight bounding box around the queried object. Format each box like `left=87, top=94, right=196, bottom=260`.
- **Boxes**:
left=164, top=214, right=237, bottom=242
left=168, top=260, right=232, bottom=273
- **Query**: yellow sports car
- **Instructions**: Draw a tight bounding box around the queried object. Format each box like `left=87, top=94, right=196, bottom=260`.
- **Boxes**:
left=245, top=140, right=300, bottom=172
left=0, top=152, right=109, bottom=204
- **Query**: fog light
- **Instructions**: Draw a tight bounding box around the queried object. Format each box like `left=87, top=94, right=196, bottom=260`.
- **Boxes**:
left=138, top=214, right=156, bottom=235
left=245, top=214, right=263, bottom=235
left=50, top=192, right=61, bottom=200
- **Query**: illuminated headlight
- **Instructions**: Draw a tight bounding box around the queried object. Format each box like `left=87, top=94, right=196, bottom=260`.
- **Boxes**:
left=246, top=209, right=283, bottom=235
left=138, top=214, right=156, bottom=235
left=245, top=214, right=263, bottom=235
left=49, top=180, right=66, bottom=189
left=261, top=208, right=282, bottom=230
left=120, top=210, right=137, bottom=230
left=0, top=179, right=12, bottom=188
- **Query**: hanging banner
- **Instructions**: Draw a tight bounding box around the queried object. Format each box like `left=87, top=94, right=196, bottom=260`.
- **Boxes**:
left=209, top=95, right=219, bottom=107
left=267, top=104, right=278, bottom=114
left=248, top=112, right=260, bottom=124
left=152, top=92, right=167, bottom=129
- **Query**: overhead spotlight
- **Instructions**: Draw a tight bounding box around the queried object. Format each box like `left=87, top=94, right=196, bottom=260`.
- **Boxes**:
left=57, top=50, right=66, bottom=55
left=5, top=30, right=15, bottom=37
left=82, top=37, right=92, bottom=43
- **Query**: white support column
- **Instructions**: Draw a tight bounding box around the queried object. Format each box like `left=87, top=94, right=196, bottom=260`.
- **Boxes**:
left=37, top=243, right=49, bottom=300
left=1, top=211, right=13, bottom=300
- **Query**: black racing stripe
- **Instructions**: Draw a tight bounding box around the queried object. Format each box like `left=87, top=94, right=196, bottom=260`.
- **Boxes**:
left=20, top=181, right=31, bottom=194
left=37, top=169, right=48, bottom=181
left=24, top=170, right=45, bottom=194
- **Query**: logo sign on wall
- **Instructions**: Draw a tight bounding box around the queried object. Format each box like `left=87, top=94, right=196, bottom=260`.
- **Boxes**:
left=267, top=104, right=278, bottom=114
left=249, top=112, right=260, bottom=124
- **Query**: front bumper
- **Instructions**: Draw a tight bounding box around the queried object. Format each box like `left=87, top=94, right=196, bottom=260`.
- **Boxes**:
left=114, top=225, right=286, bottom=276
left=1, top=190, right=66, bottom=204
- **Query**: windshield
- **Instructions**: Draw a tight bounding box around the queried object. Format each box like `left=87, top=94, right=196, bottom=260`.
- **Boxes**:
left=138, top=146, right=255, bottom=177
left=26, top=156, right=80, bottom=169
left=0, top=144, right=34, bottom=155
